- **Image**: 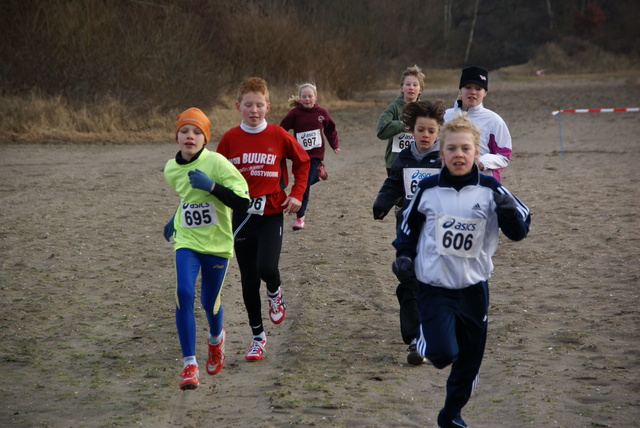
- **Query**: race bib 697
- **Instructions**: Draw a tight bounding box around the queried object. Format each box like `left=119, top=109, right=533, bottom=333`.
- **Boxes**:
left=296, top=129, right=322, bottom=150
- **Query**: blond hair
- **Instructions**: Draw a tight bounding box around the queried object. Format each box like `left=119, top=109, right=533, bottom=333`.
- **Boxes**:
left=400, top=65, right=426, bottom=92
left=439, top=113, right=481, bottom=157
left=237, top=77, right=270, bottom=103
left=288, top=82, right=317, bottom=108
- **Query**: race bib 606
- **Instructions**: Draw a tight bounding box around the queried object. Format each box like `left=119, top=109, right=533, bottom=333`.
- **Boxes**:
left=434, top=214, right=486, bottom=258
left=181, top=202, right=218, bottom=228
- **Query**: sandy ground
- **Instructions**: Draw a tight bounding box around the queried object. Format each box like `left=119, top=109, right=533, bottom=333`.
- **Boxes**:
left=1, top=76, right=639, bottom=427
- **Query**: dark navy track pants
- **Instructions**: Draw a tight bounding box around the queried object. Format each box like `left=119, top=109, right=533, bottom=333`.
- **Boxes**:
left=416, top=281, right=489, bottom=419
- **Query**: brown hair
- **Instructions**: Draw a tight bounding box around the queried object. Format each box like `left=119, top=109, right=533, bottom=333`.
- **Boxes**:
left=237, top=77, right=270, bottom=103
left=401, top=100, right=446, bottom=132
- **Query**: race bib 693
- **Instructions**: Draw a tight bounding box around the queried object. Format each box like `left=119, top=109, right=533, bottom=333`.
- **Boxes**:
left=392, top=133, right=414, bottom=153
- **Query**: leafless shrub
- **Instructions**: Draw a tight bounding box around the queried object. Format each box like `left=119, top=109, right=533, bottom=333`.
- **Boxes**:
left=532, top=40, right=639, bottom=74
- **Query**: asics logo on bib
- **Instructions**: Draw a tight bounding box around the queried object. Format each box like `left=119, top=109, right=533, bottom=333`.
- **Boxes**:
left=298, top=131, right=316, bottom=140
left=411, top=170, right=434, bottom=180
left=183, top=202, right=211, bottom=209
left=442, top=217, right=477, bottom=231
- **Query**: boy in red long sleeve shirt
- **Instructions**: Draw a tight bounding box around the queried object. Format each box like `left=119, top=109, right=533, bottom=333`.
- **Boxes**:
left=217, top=77, right=310, bottom=360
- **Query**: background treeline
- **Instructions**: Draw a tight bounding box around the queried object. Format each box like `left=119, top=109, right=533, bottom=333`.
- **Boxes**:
left=0, top=0, right=638, bottom=142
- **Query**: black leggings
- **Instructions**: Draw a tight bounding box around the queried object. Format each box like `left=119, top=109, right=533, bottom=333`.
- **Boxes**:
left=233, top=211, right=283, bottom=336
left=298, top=157, right=321, bottom=217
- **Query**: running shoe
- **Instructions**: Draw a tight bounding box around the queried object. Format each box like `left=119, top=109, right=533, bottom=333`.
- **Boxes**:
left=406, top=343, right=426, bottom=365
left=206, top=328, right=225, bottom=375
left=293, top=216, right=305, bottom=230
left=245, top=337, right=267, bottom=361
left=438, top=411, right=468, bottom=428
left=179, top=364, right=199, bottom=390
left=317, top=163, right=328, bottom=180
left=268, top=287, right=286, bottom=323
left=452, top=413, right=468, bottom=428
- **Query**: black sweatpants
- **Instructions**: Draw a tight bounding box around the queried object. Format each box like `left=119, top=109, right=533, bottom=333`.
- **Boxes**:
left=233, top=211, right=283, bottom=336
left=396, top=279, right=420, bottom=344
left=416, top=281, right=489, bottom=420
left=394, top=209, right=419, bottom=345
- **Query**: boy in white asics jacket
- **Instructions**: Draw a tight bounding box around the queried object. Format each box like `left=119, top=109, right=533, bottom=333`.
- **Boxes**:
left=392, top=113, right=530, bottom=428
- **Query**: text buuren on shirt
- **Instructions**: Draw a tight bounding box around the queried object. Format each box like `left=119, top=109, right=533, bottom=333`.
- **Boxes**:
left=229, top=153, right=277, bottom=166
left=229, top=152, right=279, bottom=177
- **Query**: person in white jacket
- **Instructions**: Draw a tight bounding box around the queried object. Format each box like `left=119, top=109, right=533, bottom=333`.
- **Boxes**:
left=444, top=66, right=512, bottom=182
left=392, top=114, right=530, bottom=428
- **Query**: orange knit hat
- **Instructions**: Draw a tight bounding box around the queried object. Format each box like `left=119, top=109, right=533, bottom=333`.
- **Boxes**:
left=175, top=108, right=211, bottom=144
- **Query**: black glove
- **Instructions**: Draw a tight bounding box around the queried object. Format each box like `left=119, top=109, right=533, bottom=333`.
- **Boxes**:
left=392, top=256, right=415, bottom=282
left=494, top=191, right=517, bottom=219
left=163, top=214, right=176, bottom=242
left=373, top=205, right=388, bottom=220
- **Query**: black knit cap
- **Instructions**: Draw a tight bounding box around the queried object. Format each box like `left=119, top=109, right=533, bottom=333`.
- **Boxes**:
left=459, top=66, right=488, bottom=91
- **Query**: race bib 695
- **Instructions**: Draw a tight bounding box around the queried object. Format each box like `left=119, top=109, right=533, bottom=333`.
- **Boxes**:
left=181, top=202, right=219, bottom=228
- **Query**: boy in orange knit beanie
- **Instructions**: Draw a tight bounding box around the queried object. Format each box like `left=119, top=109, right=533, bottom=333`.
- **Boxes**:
left=164, top=107, right=249, bottom=389
left=174, top=107, right=211, bottom=144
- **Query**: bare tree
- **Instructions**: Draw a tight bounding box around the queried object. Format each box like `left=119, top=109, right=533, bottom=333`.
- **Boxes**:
left=546, top=0, right=554, bottom=31
left=464, top=0, right=480, bottom=64
left=444, top=0, right=453, bottom=39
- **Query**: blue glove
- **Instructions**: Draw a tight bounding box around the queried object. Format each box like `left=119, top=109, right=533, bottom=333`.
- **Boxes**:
left=392, top=256, right=415, bottom=282
left=188, top=169, right=215, bottom=192
left=163, top=214, right=176, bottom=242
left=494, top=191, right=517, bottom=219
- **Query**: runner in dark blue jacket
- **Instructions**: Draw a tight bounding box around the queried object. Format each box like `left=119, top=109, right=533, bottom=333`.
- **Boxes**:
left=373, top=100, right=446, bottom=365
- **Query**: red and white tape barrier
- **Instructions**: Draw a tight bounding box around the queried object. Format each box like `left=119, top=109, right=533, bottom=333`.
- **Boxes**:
left=552, top=107, right=639, bottom=115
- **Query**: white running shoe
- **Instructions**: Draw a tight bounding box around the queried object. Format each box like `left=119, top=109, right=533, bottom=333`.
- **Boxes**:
left=268, top=287, right=286, bottom=324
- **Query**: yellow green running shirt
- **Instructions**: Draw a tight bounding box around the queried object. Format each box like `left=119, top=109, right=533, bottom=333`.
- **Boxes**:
left=164, top=148, right=249, bottom=258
